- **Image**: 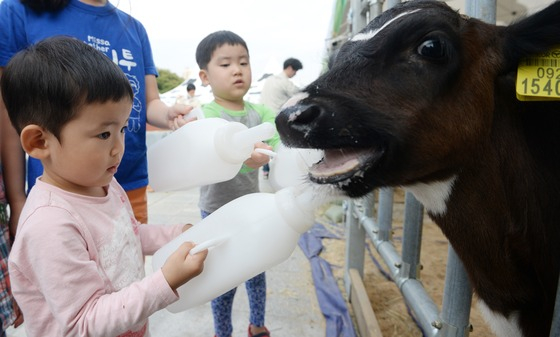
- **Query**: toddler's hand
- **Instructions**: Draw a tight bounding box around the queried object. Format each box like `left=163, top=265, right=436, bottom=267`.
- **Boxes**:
left=161, top=242, right=207, bottom=290
left=244, top=142, right=272, bottom=169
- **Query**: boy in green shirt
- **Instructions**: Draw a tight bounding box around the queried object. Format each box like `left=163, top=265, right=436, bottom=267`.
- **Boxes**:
left=195, top=30, right=280, bottom=337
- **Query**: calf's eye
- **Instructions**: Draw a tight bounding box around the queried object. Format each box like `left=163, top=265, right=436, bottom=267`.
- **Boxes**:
left=417, top=39, right=447, bottom=61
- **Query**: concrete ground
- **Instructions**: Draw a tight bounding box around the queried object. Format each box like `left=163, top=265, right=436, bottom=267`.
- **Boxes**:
left=6, top=178, right=327, bottom=337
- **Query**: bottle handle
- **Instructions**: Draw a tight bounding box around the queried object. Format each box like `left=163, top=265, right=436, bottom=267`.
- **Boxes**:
left=189, top=235, right=229, bottom=255
left=254, top=148, right=277, bottom=157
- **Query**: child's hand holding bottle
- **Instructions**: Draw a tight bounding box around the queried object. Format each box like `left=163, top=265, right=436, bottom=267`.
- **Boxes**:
left=161, top=241, right=207, bottom=291
left=244, top=142, right=273, bottom=169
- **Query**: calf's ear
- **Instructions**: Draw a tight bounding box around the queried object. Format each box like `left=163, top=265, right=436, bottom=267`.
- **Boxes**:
left=501, top=2, right=560, bottom=70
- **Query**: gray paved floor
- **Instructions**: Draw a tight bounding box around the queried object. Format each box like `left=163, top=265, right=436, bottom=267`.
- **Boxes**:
left=7, top=178, right=326, bottom=337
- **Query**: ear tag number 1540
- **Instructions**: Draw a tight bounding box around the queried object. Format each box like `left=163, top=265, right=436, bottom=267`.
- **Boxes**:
left=516, top=47, right=560, bottom=101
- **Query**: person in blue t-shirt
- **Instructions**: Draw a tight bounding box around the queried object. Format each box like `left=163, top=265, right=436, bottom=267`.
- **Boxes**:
left=0, top=0, right=193, bottom=229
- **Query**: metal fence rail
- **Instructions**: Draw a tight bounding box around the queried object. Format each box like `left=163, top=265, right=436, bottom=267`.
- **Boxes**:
left=344, top=189, right=472, bottom=337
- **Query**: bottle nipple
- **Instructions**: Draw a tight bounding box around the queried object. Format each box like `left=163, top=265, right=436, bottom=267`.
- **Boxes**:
left=214, top=122, right=276, bottom=164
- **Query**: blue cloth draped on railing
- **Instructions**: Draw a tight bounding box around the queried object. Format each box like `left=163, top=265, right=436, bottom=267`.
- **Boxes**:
left=298, top=223, right=356, bottom=337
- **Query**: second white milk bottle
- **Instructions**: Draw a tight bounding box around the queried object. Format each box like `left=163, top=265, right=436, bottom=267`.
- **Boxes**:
left=151, top=184, right=332, bottom=313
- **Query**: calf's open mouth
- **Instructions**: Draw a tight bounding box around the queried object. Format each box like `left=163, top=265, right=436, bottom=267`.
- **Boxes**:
left=308, top=147, right=383, bottom=184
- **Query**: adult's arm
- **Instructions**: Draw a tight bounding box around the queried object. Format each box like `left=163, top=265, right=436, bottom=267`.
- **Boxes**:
left=144, top=74, right=192, bottom=130
left=0, top=68, right=27, bottom=237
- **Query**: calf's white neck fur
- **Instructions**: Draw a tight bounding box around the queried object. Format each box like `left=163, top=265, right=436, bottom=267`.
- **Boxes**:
left=477, top=301, right=522, bottom=337
left=403, top=175, right=456, bottom=216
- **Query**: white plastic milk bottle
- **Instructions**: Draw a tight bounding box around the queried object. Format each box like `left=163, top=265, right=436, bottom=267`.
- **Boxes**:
left=147, top=118, right=275, bottom=191
left=151, top=184, right=332, bottom=313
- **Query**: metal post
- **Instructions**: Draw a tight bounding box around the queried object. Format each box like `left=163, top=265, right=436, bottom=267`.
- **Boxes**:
left=550, top=275, right=560, bottom=337
left=344, top=199, right=366, bottom=295
left=362, top=190, right=375, bottom=218
left=384, top=0, right=401, bottom=11
left=437, top=246, right=473, bottom=337
left=368, top=0, right=384, bottom=19
left=399, top=192, right=424, bottom=280
left=466, top=0, right=496, bottom=24
left=377, top=188, right=394, bottom=242
left=351, top=0, right=368, bottom=34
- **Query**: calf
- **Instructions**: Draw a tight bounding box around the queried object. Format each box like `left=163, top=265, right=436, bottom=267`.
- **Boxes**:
left=275, top=1, right=560, bottom=337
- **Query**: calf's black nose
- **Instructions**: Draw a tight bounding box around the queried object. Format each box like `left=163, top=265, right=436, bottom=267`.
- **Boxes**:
left=275, top=103, right=324, bottom=147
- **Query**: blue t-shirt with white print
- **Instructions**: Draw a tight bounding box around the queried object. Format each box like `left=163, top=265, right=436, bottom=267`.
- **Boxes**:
left=0, top=0, right=157, bottom=192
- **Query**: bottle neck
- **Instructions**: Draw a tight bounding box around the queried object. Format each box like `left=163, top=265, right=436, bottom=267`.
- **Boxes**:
left=214, top=122, right=250, bottom=164
left=275, top=185, right=335, bottom=234
left=214, top=121, right=276, bottom=164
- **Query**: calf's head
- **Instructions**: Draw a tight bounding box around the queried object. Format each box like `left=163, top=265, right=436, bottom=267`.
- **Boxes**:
left=276, top=0, right=560, bottom=197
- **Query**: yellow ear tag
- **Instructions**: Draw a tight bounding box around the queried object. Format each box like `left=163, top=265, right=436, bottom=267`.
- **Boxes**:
left=516, top=47, right=560, bottom=101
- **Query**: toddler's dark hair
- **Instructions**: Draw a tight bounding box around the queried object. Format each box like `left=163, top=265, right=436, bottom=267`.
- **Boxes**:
left=1, top=36, right=133, bottom=139
left=195, top=30, right=249, bottom=70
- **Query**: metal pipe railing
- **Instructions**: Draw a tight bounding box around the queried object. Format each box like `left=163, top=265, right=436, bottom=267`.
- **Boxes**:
left=345, top=189, right=472, bottom=337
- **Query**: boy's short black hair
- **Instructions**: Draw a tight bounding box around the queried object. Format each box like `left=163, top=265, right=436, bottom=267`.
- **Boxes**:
left=1, top=36, right=133, bottom=139
left=284, top=58, right=303, bottom=71
left=186, top=83, right=196, bottom=92
left=195, top=30, right=249, bottom=70
left=20, top=0, right=70, bottom=12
